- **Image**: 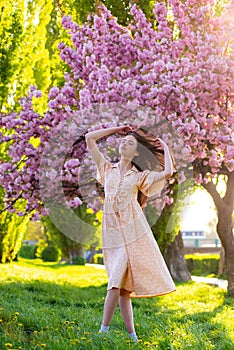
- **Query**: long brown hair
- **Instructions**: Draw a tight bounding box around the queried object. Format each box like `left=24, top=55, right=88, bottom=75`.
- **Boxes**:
left=126, top=127, right=174, bottom=208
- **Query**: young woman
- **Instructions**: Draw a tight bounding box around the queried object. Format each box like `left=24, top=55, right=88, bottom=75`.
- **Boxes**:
left=85, top=125, right=176, bottom=342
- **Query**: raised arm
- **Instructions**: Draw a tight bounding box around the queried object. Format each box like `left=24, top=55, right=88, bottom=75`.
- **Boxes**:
left=85, top=125, right=132, bottom=168
left=137, top=139, right=174, bottom=198
left=85, top=125, right=132, bottom=150
left=153, top=139, right=174, bottom=182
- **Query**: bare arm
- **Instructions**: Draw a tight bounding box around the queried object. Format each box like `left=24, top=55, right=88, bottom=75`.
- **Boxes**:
left=153, top=139, right=174, bottom=182
left=85, top=125, right=132, bottom=168
left=85, top=125, right=132, bottom=150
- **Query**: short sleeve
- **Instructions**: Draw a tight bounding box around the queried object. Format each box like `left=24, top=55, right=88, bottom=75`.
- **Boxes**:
left=89, top=144, right=111, bottom=186
left=137, top=170, right=165, bottom=197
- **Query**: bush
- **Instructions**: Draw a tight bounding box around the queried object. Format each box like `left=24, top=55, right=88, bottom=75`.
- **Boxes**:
left=19, top=245, right=37, bottom=259
left=93, top=253, right=104, bottom=265
left=41, top=246, right=60, bottom=262
left=185, top=254, right=220, bottom=276
left=73, top=256, right=86, bottom=265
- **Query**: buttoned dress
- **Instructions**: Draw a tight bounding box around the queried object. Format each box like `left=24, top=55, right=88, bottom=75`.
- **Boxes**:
left=90, top=144, right=176, bottom=298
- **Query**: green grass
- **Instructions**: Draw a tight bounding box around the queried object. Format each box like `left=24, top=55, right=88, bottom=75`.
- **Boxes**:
left=0, top=258, right=233, bottom=350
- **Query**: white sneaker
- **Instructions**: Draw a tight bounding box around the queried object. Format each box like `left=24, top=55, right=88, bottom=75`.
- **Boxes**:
left=129, top=332, right=138, bottom=342
left=98, top=325, right=109, bottom=333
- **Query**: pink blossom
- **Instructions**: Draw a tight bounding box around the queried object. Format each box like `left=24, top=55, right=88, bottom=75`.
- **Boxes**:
left=64, top=159, right=80, bottom=169
left=153, top=60, right=165, bottom=73
left=67, top=197, right=82, bottom=208
left=1, top=2, right=234, bottom=218
left=178, top=171, right=186, bottom=184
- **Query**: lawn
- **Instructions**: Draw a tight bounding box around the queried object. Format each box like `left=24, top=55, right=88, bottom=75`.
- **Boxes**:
left=0, top=258, right=233, bottom=350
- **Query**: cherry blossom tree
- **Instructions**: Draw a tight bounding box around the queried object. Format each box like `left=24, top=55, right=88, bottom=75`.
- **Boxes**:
left=1, top=1, right=234, bottom=294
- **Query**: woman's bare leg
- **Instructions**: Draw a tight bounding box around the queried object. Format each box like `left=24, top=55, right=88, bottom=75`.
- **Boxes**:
left=101, top=287, right=120, bottom=327
left=119, top=289, right=135, bottom=333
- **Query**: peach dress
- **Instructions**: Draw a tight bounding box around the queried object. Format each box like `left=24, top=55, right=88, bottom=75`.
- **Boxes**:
left=90, top=144, right=176, bottom=298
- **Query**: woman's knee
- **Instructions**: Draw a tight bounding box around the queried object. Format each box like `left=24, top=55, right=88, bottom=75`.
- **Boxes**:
left=109, top=287, right=119, bottom=292
left=107, top=287, right=120, bottom=296
left=120, top=288, right=131, bottom=297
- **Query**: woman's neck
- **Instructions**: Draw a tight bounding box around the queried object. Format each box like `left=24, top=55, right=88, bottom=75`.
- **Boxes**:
left=119, top=158, right=132, bottom=173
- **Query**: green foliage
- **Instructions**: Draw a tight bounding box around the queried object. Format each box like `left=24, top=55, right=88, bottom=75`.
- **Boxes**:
left=41, top=202, right=101, bottom=264
left=102, top=0, right=154, bottom=25
left=41, top=245, right=60, bottom=262
left=0, top=0, right=53, bottom=112
left=151, top=178, right=196, bottom=256
left=214, top=0, right=230, bottom=16
left=73, top=255, right=86, bottom=265
left=0, top=186, right=29, bottom=263
left=23, top=221, right=48, bottom=259
left=185, top=254, right=220, bottom=276
left=35, top=238, right=48, bottom=259
left=59, top=0, right=96, bottom=24
left=0, top=1, right=24, bottom=110
left=19, top=244, right=37, bottom=259
left=93, top=253, right=104, bottom=264
left=23, top=221, right=44, bottom=241
left=0, top=259, right=233, bottom=349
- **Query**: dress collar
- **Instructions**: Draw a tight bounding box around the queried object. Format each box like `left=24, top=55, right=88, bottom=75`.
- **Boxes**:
left=111, top=162, right=139, bottom=174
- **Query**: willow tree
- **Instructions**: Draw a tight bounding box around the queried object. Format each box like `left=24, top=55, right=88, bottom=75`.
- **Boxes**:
left=0, top=0, right=153, bottom=112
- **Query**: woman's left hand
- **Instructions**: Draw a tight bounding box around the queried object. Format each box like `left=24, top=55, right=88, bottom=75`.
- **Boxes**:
left=155, top=138, right=167, bottom=150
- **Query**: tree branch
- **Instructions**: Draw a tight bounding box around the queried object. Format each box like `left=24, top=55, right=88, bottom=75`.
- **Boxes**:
left=201, top=180, right=224, bottom=212
left=0, top=192, right=23, bottom=214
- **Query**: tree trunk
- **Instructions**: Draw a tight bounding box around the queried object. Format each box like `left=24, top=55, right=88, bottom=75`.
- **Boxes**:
left=68, top=245, right=84, bottom=264
left=218, top=247, right=225, bottom=275
left=150, top=176, right=192, bottom=281
left=88, top=246, right=96, bottom=263
left=165, top=231, right=191, bottom=282
left=202, top=171, right=234, bottom=296
left=77, top=246, right=85, bottom=257
left=68, top=249, right=73, bottom=264
left=216, top=206, right=234, bottom=295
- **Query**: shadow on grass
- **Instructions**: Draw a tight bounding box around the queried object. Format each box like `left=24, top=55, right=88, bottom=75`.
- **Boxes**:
left=0, top=278, right=107, bottom=311
left=18, top=258, right=90, bottom=269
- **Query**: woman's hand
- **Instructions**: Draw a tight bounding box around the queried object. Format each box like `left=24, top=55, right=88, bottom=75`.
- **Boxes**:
left=156, top=138, right=175, bottom=177
left=155, top=138, right=167, bottom=150
left=85, top=125, right=133, bottom=149
left=116, top=125, right=133, bottom=136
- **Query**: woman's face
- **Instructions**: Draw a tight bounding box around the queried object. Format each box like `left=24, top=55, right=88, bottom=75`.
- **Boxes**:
left=119, top=135, right=139, bottom=160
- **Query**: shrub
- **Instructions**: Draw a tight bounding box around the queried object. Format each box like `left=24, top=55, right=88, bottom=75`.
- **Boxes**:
left=93, top=253, right=104, bottom=265
left=19, top=245, right=37, bottom=259
left=41, top=246, right=60, bottom=262
left=73, top=256, right=86, bottom=265
left=185, top=254, right=220, bottom=276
